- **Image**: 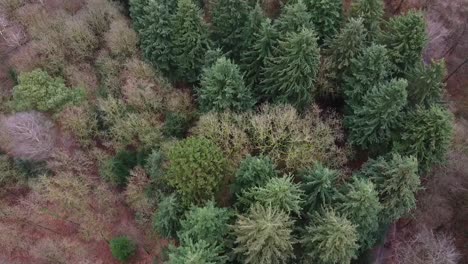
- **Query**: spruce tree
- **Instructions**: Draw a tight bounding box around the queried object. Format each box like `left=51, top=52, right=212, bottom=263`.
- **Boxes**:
left=233, top=204, right=295, bottom=264
left=211, top=0, right=250, bottom=61
left=359, top=153, right=420, bottom=223
left=261, top=28, right=320, bottom=110
left=152, top=194, right=184, bottom=239
left=351, top=0, right=384, bottom=40
left=301, top=210, right=358, bottom=264
left=167, top=238, right=227, bottom=264
left=304, top=0, right=343, bottom=44
left=299, top=163, right=340, bottom=211
left=274, top=0, right=313, bottom=34
left=172, top=0, right=211, bottom=82
left=379, top=10, right=427, bottom=74
left=394, top=106, right=454, bottom=172
left=129, top=0, right=149, bottom=33
left=335, top=178, right=382, bottom=251
left=345, top=79, right=408, bottom=150
left=232, top=155, right=278, bottom=195
left=406, top=60, right=446, bottom=107
left=198, top=57, right=255, bottom=112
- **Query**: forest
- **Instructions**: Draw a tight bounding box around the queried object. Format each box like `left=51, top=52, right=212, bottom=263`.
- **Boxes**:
left=0, top=0, right=466, bottom=263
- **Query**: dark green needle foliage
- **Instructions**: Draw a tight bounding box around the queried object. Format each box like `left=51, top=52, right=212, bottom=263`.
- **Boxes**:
left=211, top=0, right=250, bottom=61
left=172, top=0, right=210, bottom=82
left=178, top=201, right=231, bottom=247
left=406, top=60, right=446, bottom=107
left=167, top=238, right=228, bottom=264
left=129, top=0, right=149, bottom=33
left=359, top=153, right=420, bottom=223
left=394, top=105, right=454, bottom=173
left=301, top=210, right=358, bottom=264
left=274, top=0, right=313, bottom=34
left=198, top=57, right=255, bottom=112
left=351, top=0, right=384, bottom=40
left=335, top=178, right=382, bottom=251
left=299, top=163, right=340, bottom=211
left=379, top=10, right=427, bottom=74
left=152, top=194, right=184, bottom=239
left=232, top=155, right=278, bottom=195
left=304, top=0, right=343, bottom=44
left=110, top=236, right=137, bottom=262
left=242, top=3, right=267, bottom=51
left=346, top=79, right=408, bottom=150
left=233, top=204, right=295, bottom=264
left=261, top=28, right=320, bottom=110
left=239, top=175, right=304, bottom=215
left=343, top=44, right=393, bottom=107
left=163, top=112, right=192, bottom=139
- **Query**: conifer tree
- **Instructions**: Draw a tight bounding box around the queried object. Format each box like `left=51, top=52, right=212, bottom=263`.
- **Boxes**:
left=359, top=153, right=420, bottom=223
left=335, top=178, right=382, bottom=251
left=406, top=60, right=446, bottom=107
left=233, top=204, right=295, bottom=264
left=302, top=210, right=358, bottom=264
left=351, top=0, right=384, bottom=40
left=304, top=0, right=343, bottom=44
left=211, top=0, right=250, bottom=61
left=299, top=163, right=340, bottom=211
left=172, top=0, right=211, bottom=82
left=198, top=57, right=255, bottom=112
left=232, top=155, right=278, bottom=195
left=167, top=238, right=228, bottom=264
left=394, top=106, right=454, bottom=172
left=345, top=79, right=408, bottom=150
left=274, top=0, right=313, bottom=34
left=152, top=194, right=184, bottom=239
left=129, top=0, right=149, bottom=33
left=379, top=11, right=427, bottom=73
left=261, top=28, right=320, bottom=110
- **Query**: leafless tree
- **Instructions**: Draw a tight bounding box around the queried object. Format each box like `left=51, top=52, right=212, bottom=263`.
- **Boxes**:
left=0, top=15, right=25, bottom=48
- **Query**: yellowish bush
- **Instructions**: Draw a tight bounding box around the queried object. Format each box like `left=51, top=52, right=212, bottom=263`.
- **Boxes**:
left=105, top=19, right=138, bottom=58
left=165, top=88, right=195, bottom=114
left=83, top=0, right=121, bottom=35
left=47, top=149, right=94, bottom=176
left=125, top=166, right=154, bottom=224
left=95, top=51, right=122, bottom=96
left=56, top=104, right=98, bottom=146
left=64, top=18, right=99, bottom=62
left=63, top=63, right=99, bottom=96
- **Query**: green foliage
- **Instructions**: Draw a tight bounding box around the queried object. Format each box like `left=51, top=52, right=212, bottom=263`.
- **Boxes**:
left=102, top=150, right=144, bottom=187
left=359, top=153, right=420, bottom=222
left=304, top=0, right=343, bottom=44
left=110, top=236, right=137, bottom=262
left=172, top=0, right=210, bottom=82
left=335, top=178, right=382, bottom=250
left=394, top=106, right=454, bottom=172
left=167, top=238, right=227, bottom=264
left=211, top=0, right=250, bottom=61
left=233, top=204, right=295, bottom=264
left=232, top=155, right=278, bottom=195
left=129, top=0, right=149, bottom=33
left=153, top=194, right=184, bottom=238
left=261, top=28, right=320, bottom=110
left=351, top=0, right=384, bottom=40
left=301, top=210, right=358, bottom=264
left=299, top=163, right=340, bottom=211
left=406, top=60, right=446, bottom=107
left=346, top=79, right=408, bottom=150
left=0, top=155, right=24, bottom=188
left=13, top=69, right=84, bottom=112
left=179, top=201, right=231, bottom=246
left=166, top=137, right=228, bottom=205
left=163, top=112, right=192, bottom=138
left=379, top=11, right=427, bottom=73
left=198, top=57, right=255, bottom=112
left=274, top=0, right=313, bottom=34
left=343, top=44, right=393, bottom=107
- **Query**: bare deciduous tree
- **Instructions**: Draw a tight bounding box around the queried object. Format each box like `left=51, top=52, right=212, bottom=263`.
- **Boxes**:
left=0, top=15, right=25, bottom=48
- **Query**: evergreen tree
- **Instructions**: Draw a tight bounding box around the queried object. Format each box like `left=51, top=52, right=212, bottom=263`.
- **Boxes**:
left=172, top=0, right=211, bottom=82
left=274, top=0, right=313, bottom=34
left=232, top=155, right=278, bottom=195
left=345, top=79, right=408, bottom=150
left=261, top=28, right=320, bottom=110
left=379, top=11, right=427, bottom=74
left=335, top=178, right=382, bottom=251
left=406, top=60, right=446, bottom=107
left=302, top=210, right=358, bottom=264
left=167, top=238, right=227, bottom=264
left=351, top=0, right=384, bottom=40
left=343, top=44, right=393, bottom=108
left=152, top=194, right=184, bottom=238
left=129, top=0, right=149, bottom=33
left=239, top=175, right=304, bottom=215
left=394, top=106, right=454, bottom=172
left=359, top=153, right=420, bottom=223
left=198, top=57, right=255, bottom=112
left=304, top=0, right=343, bottom=44
left=299, top=163, right=340, bottom=211
left=211, top=0, right=250, bottom=61
left=233, top=204, right=295, bottom=264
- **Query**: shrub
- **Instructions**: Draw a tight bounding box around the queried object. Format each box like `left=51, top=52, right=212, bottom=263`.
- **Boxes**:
left=166, top=137, right=228, bottom=205
left=232, top=155, right=278, bottom=195
left=163, top=112, right=192, bottom=139
left=273, top=0, right=313, bottom=34
left=64, top=18, right=99, bottom=62
left=301, top=210, right=358, bottom=264
left=153, top=194, right=184, bottom=238
left=351, top=0, right=384, bottom=40
left=0, top=155, right=24, bottom=188
left=233, top=204, right=295, bottom=264
left=125, top=167, right=154, bottom=224
left=56, top=104, right=98, bottom=147
left=239, top=175, right=304, bottom=215
left=167, top=238, right=227, bottom=264
left=95, top=52, right=122, bottom=97
left=13, top=69, right=84, bottom=112
left=102, top=150, right=144, bottom=187
left=145, top=149, right=166, bottom=181
left=299, top=163, right=340, bottom=212
left=110, top=236, right=137, bottom=262
left=406, top=60, right=446, bottom=107
left=84, top=0, right=121, bottom=35
left=261, top=28, right=320, bottom=110
left=304, top=0, right=343, bottom=44
left=105, top=19, right=139, bottom=58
